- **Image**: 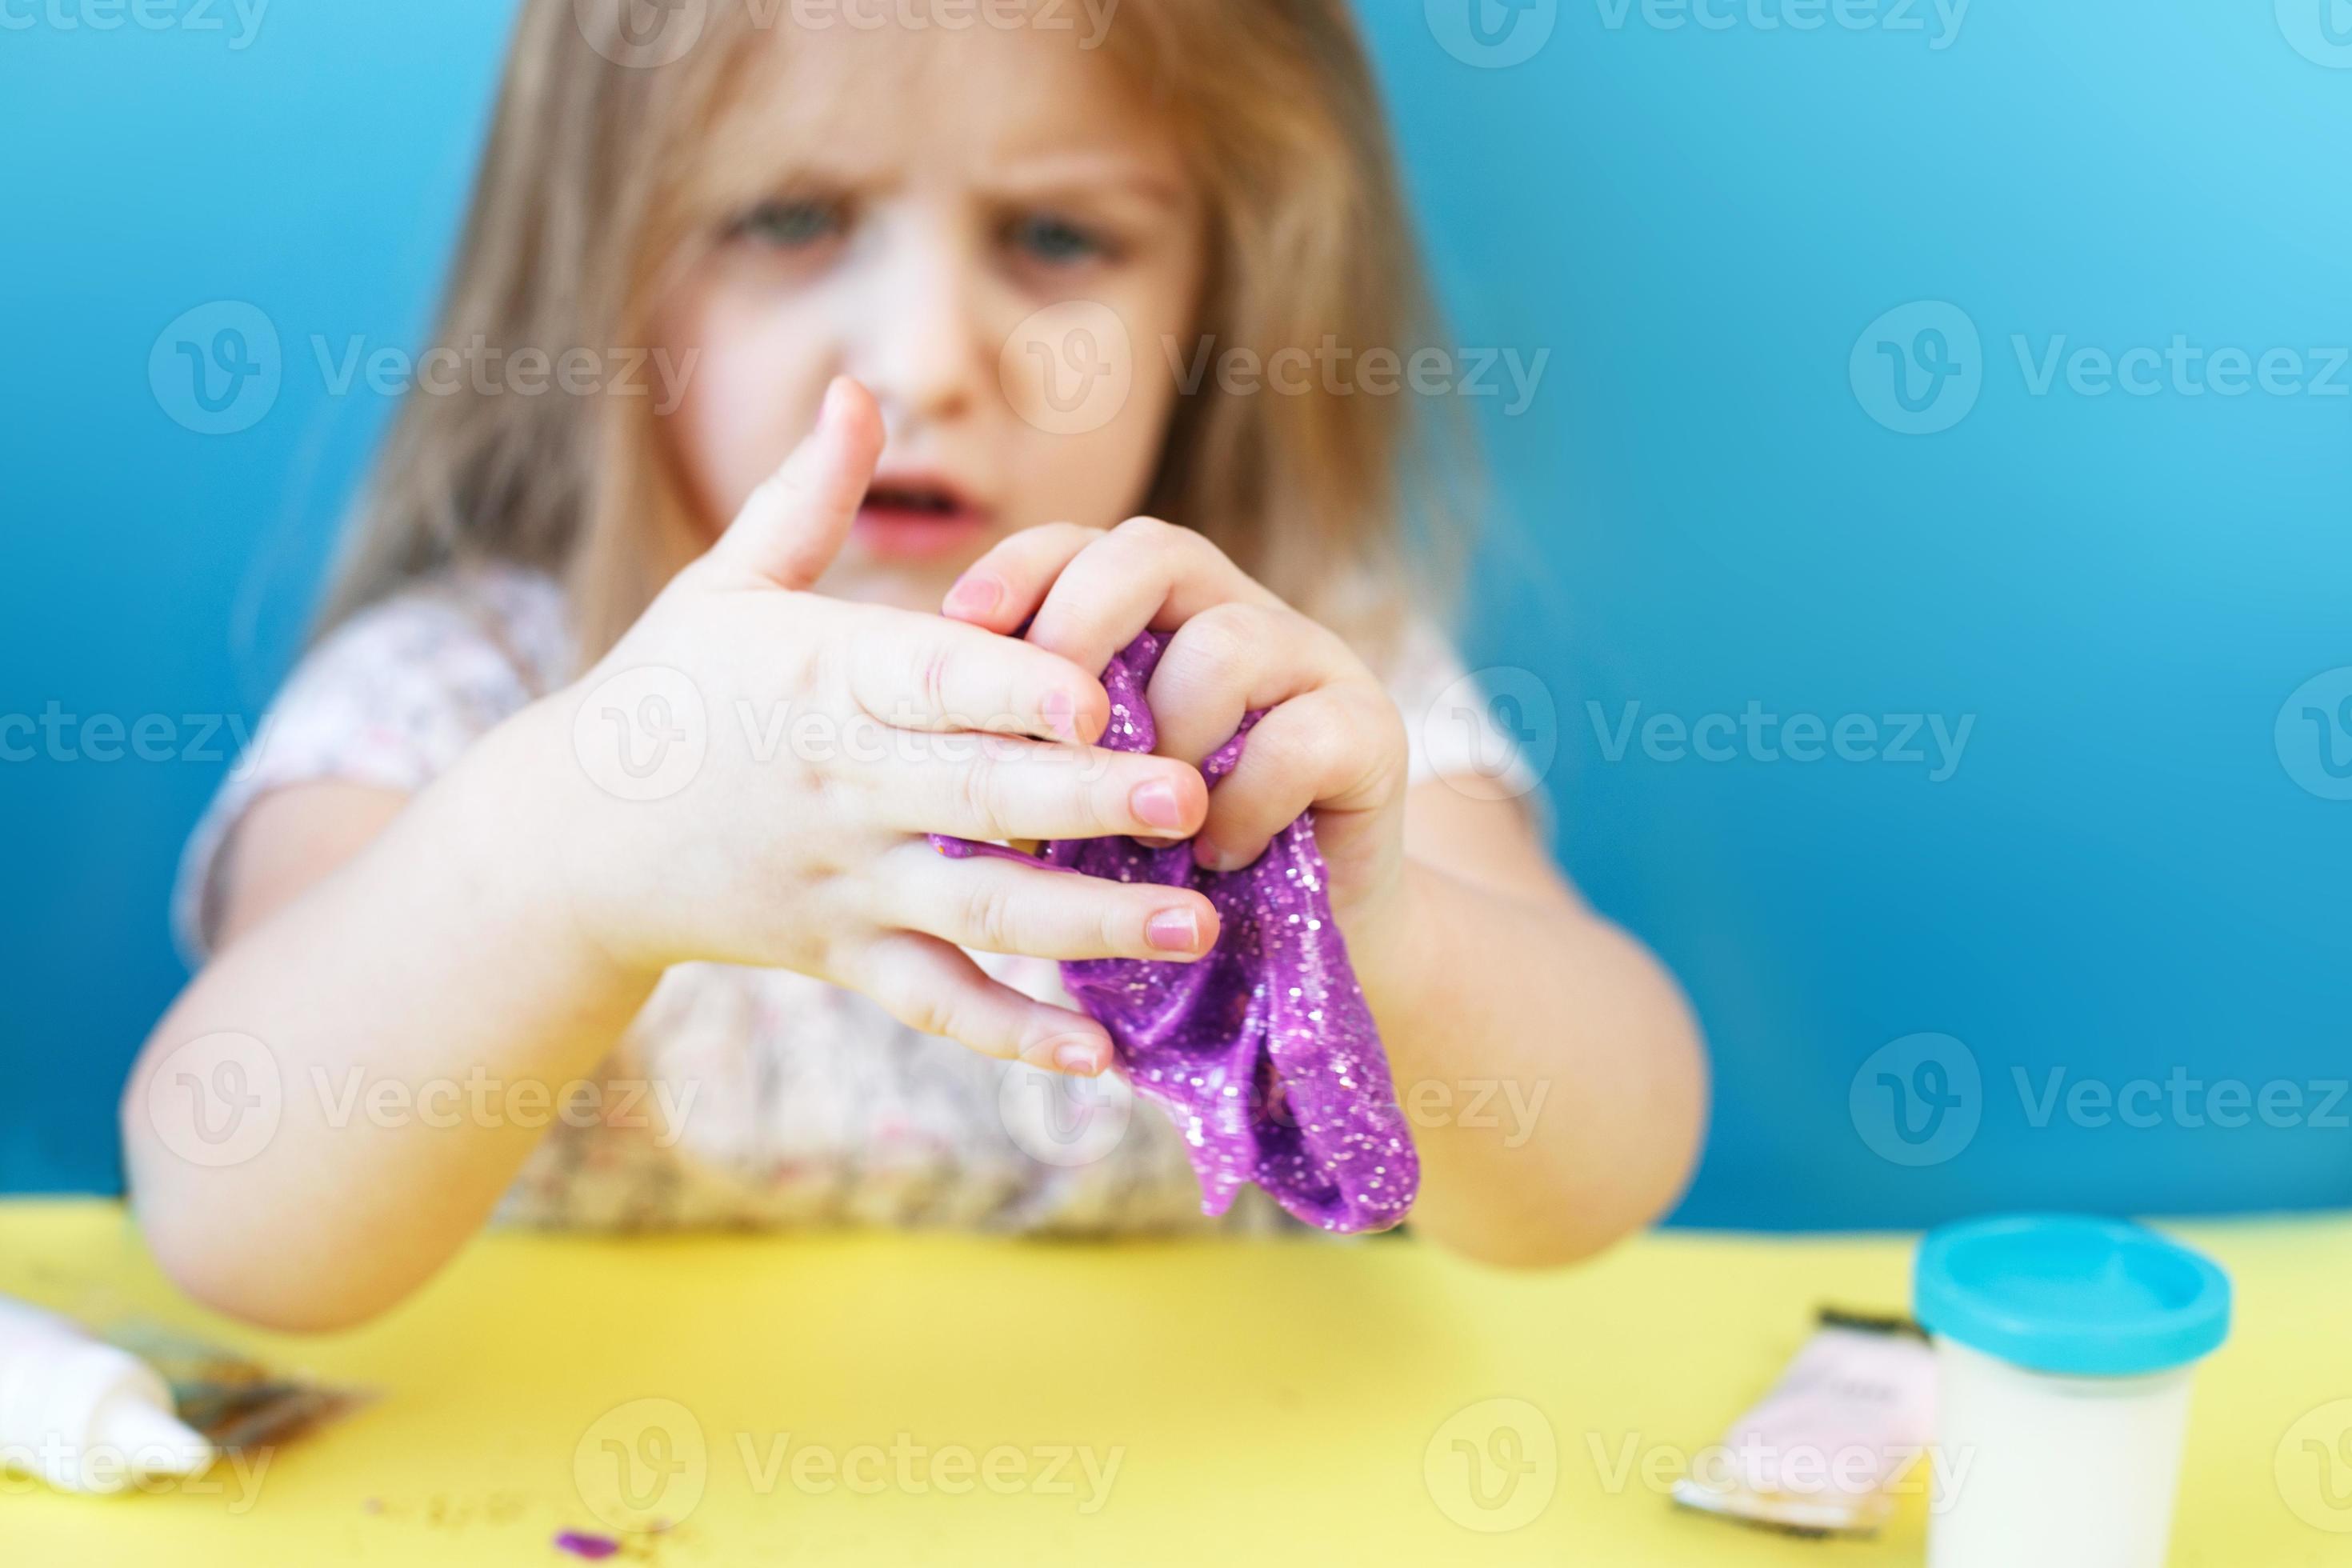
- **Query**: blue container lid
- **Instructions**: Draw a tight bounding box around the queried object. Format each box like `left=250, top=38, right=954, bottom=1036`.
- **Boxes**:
left=1914, top=1214, right=2230, bottom=1377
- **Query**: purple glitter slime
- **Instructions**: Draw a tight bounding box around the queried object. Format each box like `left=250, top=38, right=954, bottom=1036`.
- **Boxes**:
left=934, top=630, right=1418, bottom=1234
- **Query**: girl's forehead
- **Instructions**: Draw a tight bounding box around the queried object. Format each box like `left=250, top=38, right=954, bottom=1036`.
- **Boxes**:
left=714, top=17, right=1183, bottom=190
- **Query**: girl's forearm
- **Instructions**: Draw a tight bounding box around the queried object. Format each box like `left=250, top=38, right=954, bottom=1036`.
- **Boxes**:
left=1350, top=862, right=1708, bottom=1266
left=122, top=704, right=654, bottom=1332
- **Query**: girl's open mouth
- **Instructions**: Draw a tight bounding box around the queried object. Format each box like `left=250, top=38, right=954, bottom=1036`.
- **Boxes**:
left=854, top=476, right=993, bottom=562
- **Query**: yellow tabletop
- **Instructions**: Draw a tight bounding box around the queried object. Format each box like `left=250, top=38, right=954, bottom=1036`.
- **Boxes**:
left=3, top=1201, right=2348, bottom=1566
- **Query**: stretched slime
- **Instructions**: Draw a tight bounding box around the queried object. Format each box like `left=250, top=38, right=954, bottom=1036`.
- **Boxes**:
left=934, top=630, right=1419, bottom=1234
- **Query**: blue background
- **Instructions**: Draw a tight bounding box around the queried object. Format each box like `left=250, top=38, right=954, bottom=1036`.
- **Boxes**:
left=5, top=1, right=2346, bottom=1224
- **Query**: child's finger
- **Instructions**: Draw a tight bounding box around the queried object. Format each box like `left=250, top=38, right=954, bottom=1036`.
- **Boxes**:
left=707, top=378, right=885, bottom=590
left=1191, top=686, right=1403, bottom=873
left=1142, top=601, right=1350, bottom=769
left=939, top=522, right=1105, bottom=633
left=877, top=841, right=1218, bottom=963
left=849, top=612, right=1109, bottom=743
left=868, top=741, right=1208, bottom=845
left=851, top=931, right=1114, bottom=1075
left=1022, top=516, right=1286, bottom=679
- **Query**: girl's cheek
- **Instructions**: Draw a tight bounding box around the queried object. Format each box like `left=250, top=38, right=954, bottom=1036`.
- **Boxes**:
left=659, top=290, right=835, bottom=526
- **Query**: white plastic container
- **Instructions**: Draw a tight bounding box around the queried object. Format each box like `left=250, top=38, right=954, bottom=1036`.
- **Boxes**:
left=0, top=1295, right=214, bottom=1493
left=1914, top=1215, right=2230, bottom=1568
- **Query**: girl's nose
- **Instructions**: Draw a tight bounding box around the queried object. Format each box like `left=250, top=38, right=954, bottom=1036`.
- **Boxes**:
left=854, top=229, right=986, bottom=431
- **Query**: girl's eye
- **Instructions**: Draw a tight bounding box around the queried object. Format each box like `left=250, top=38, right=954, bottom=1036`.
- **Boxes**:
left=1006, top=213, right=1111, bottom=267
left=734, top=198, right=846, bottom=250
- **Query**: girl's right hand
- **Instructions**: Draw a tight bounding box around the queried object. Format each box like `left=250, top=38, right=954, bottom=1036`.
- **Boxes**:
left=527, top=379, right=1218, bottom=1076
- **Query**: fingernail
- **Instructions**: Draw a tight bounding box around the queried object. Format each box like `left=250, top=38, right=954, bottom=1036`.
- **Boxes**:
left=1194, top=839, right=1229, bottom=873
left=1054, top=1038, right=1108, bottom=1076
left=946, top=571, right=1002, bottom=619
left=1132, top=778, right=1185, bottom=831
left=1146, top=907, right=1202, bottom=953
left=820, top=376, right=851, bottom=427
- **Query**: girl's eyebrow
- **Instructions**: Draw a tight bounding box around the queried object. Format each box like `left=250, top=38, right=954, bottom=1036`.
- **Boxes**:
left=977, top=153, right=1190, bottom=211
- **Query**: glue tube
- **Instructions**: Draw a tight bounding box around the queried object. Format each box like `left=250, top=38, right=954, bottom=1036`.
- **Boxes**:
left=0, top=1295, right=214, bottom=1493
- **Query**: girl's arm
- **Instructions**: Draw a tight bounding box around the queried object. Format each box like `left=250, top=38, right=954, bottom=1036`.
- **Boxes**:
left=124, top=727, right=662, bottom=1333
left=941, top=518, right=1710, bottom=1266
left=1343, top=784, right=1707, bottom=1266
left=125, top=383, right=1226, bottom=1330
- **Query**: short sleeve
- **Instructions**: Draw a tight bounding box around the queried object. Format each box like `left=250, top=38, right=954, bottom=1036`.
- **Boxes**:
left=1380, top=616, right=1555, bottom=831
left=171, top=566, right=568, bottom=963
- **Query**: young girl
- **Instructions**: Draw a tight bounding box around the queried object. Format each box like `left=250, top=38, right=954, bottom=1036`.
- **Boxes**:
left=125, top=0, right=1706, bottom=1330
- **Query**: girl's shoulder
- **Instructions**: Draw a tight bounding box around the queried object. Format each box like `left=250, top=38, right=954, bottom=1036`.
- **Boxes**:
left=1378, top=613, right=1546, bottom=802
left=173, top=560, right=573, bottom=961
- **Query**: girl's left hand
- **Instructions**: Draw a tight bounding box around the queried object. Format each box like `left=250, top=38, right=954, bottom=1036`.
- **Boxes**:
left=939, top=517, right=1412, bottom=926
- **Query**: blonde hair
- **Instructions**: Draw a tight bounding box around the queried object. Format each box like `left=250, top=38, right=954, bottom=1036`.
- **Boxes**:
left=321, top=0, right=1471, bottom=669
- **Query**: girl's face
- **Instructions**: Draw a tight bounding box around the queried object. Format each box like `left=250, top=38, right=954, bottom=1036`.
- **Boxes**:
left=654, top=18, right=1206, bottom=611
